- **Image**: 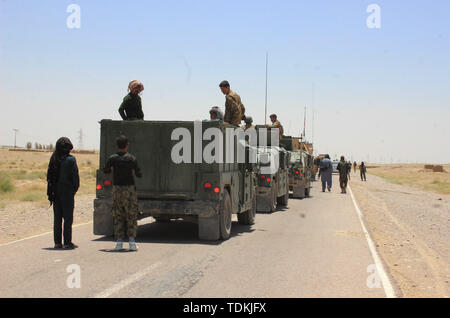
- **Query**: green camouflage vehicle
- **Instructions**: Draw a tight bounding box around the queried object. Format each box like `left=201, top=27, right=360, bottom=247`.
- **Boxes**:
left=281, top=136, right=313, bottom=198
left=94, top=120, right=257, bottom=241
left=254, top=126, right=290, bottom=212
left=288, top=150, right=313, bottom=198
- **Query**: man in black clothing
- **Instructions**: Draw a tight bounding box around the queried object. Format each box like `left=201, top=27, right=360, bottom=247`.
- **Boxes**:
left=47, top=137, right=80, bottom=249
left=104, top=135, right=142, bottom=251
left=118, top=80, right=144, bottom=120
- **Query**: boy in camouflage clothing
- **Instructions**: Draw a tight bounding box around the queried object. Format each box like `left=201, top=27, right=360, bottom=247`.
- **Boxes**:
left=104, top=135, right=142, bottom=251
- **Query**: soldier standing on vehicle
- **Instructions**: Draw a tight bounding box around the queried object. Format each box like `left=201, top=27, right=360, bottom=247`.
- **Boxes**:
left=319, top=154, right=333, bottom=192
left=118, top=80, right=145, bottom=121
left=205, top=106, right=224, bottom=123
left=360, top=162, right=367, bottom=181
left=103, top=135, right=142, bottom=251
left=337, top=156, right=350, bottom=193
left=242, top=116, right=255, bottom=131
left=219, top=80, right=245, bottom=126
left=265, top=114, right=284, bottom=139
left=47, top=137, right=79, bottom=249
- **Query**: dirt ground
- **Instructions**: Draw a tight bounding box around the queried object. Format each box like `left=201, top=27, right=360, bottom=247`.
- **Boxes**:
left=0, top=148, right=98, bottom=244
left=350, top=170, right=450, bottom=298
left=366, top=164, right=450, bottom=195
left=0, top=194, right=94, bottom=244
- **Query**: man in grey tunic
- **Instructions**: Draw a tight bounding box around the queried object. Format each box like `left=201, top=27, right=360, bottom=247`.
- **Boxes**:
left=319, top=154, right=333, bottom=192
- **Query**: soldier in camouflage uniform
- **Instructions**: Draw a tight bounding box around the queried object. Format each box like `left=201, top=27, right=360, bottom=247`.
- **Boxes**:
left=337, top=156, right=349, bottom=194
left=265, top=114, right=284, bottom=140
left=242, top=116, right=255, bottom=131
left=219, top=80, right=245, bottom=126
left=104, top=135, right=142, bottom=251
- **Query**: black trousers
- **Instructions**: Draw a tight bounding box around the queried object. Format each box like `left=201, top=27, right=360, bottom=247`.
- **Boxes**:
left=53, top=190, right=75, bottom=245
left=360, top=171, right=366, bottom=181
left=340, top=178, right=348, bottom=190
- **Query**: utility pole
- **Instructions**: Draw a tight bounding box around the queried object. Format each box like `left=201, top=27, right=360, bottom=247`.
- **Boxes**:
left=264, top=52, right=269, bottom=126
left=78, top=129, right=84, bottom=150
left=13, top=129, right=19, bottom=148
left=311, top=83, right=315, bottom=146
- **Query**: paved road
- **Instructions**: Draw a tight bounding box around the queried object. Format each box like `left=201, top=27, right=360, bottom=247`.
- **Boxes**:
left=0, top=176, right=387, bottom=298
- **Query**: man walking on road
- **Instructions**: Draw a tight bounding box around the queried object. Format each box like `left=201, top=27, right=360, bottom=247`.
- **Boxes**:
left=104, top=135, right=142, bottom=251
left=360, top=162, right=367, bottom=181
left=319, top=154, right=333, bottom=192
left=353, top=161, right=357, bottom=173
left=337, top=156, right=350, bottom=194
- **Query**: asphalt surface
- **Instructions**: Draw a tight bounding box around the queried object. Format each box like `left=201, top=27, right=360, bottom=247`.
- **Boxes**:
left=0, top=175, right=387, bottom=298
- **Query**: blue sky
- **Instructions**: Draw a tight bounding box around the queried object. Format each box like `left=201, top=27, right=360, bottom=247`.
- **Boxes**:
left=1, top=0, right=449, bottom=163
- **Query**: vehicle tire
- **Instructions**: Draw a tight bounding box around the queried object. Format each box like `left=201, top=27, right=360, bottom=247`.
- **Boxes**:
left=238, top=194, right=256, bottom=225
left=153, top=216, right=171, bottom=223
left=278, top=184, right=289, bottom=206
left=270, top=185, right=277, bottom=212
left=219, top=190, right=232, bottom=240
left=305, top=187, right=310, bottom=197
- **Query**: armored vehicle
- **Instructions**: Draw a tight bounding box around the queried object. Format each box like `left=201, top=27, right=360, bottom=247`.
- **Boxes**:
left=281, top=136, right=313, bottom=198
left=94, top=120, right=257, bottom=241
left=254, top=126, right=290, bottom=212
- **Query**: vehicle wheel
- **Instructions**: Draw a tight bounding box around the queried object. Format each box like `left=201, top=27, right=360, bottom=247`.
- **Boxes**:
left=278, top=184, right=289, bottom=206
left=270, top=185, right=277, bottom=212
left=238, top=193, right=256, bottom=225
left=305, top=187, right=310, bottom=197
left=219, top=190, right=232, bottom=240
left=153, top=216, right=171, bottom=223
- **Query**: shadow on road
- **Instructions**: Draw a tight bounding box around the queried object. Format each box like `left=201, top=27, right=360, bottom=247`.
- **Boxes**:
left=41, top=247, right=75, bottom=252
left=93, top=219, right=255, bottom=246
left=99, top=248, right=137, bottom=253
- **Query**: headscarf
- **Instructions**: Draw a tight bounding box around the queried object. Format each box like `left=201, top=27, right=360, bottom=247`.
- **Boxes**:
left=47, top=137, right=73, bottom=204
left=128, top=80, right=144, bottom=94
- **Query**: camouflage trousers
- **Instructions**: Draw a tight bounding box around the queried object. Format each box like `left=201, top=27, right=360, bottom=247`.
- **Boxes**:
left=112, top=185, right=138, bottom=240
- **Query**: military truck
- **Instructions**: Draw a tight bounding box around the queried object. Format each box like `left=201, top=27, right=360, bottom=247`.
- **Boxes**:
left=281, top=136, right=313, bottom=198
left=94, top=120, right=257, bottom=241
left=254, top=126, right=290, bottom=212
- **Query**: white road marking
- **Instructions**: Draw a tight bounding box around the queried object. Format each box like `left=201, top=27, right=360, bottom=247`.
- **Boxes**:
left=0, top=221, right=93, bottom=247
left=348, top=184, right=397, bottom=298
left=94, top=262, right=162, bottom=298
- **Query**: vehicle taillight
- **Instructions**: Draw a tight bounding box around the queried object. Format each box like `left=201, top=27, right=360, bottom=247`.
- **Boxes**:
left=213, top=187, right=220, bottom=194
left=96, top=184, right=102, bottom=190
left=204, top=182, right=212, bottom=189
left=104, top=180, right=112, bottom=186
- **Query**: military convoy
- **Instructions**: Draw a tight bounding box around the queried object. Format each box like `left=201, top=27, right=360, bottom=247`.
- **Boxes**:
left=93, top=120, right=315, bottom=241
left=94, top=120, right=257, bottom=241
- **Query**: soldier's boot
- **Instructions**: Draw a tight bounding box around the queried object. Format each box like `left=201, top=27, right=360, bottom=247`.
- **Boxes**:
left=129, top=237, right=138, bottom=251
left=114, top=241, right=123, bottom=250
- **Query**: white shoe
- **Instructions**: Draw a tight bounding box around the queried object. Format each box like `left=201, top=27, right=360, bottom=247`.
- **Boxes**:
left=114, top=242, right=123, bottom=250
left=129, top=242, right=138, bottom=251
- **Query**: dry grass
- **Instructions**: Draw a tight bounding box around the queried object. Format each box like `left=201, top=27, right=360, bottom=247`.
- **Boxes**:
left=368, top=164, right=450, bottom=195
left=0, top=149, right=99, bottom=208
